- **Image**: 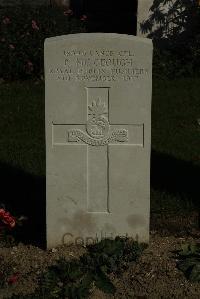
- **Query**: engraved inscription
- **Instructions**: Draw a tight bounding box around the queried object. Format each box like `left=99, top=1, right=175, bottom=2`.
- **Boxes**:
left=68, top=128, right=128, bottom=146
left=49, top=48, right=149, bottom=82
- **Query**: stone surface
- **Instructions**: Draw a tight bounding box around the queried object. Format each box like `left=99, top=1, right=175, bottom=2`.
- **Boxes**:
left=137, top=0, right=154, bottom=36
left=45, top=33, right=152, bottom=248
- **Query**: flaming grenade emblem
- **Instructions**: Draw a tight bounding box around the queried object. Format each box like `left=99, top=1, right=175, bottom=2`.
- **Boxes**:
left=68, top=97, right=128, bottom=145
left=86, top=98, right=109, bottom=139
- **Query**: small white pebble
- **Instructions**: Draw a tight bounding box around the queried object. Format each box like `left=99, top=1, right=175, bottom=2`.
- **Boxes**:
left=51, top=248, right=57, bottom=253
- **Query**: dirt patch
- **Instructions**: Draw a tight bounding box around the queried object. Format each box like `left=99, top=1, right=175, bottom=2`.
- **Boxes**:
left=0, top=243, right=86, bottom=298
left=0, top=232, right=200, bottom=298
left=151, top=211, right=199, bottom=236
left=89, top=233, right=200, bottom=299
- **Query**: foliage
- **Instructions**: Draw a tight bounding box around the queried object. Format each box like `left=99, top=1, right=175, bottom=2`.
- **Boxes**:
left=176, top=242, right=200, bottom=282
left=0, top=203, right=27, bottom=247
left=10, top=237, right=146, bottom=299
left=140, top=0, right=200, bottom=78
left=0, top=5, right=86, bottom=80
left=82, top=237, right=146, bottom=275
left=141, top=0, right=200, bottom=40
left=0, top=204, right=16, bottom=247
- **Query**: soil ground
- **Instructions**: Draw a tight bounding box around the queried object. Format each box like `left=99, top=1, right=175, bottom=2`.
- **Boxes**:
left=0, top=217, right=200, bottom=299
left=91, top=232, right=200, bottom=299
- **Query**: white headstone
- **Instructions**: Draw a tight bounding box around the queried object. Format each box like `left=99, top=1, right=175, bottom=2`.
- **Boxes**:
left=45, top=33, right=152, bottom=248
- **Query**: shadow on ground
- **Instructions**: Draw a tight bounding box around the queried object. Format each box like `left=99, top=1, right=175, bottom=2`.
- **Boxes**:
left=151, top=149, right=200, bottom=208
left=0, top=161, right=45, bottom=248
left=151, top=149, right=200, bottom=235
left=0, top=149, right=199, bottom=247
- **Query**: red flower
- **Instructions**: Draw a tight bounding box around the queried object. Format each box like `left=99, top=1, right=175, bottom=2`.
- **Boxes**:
left=80, top=15, right=87, bottom=21
left=0, top=209, right=15, bottom=228
left=64, top=9, right=73, bottom=16
left=2, top=17, right=10, bottom=25
left=31, top=20, right=39, bottom=31
left=7, top=273, right=19, bottom=284
left=27, top=61, right=33, bottom=67
left=27, top=60, right=33, bottom=69
left=26, top=60, right=34, bottom=72
left=9, top=44, right=15, bottom=50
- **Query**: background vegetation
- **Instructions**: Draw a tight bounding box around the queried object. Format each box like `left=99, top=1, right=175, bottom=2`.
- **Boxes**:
left=0, top=5, right=86, bottom=80
left=141, top=0, right=200, bottom=78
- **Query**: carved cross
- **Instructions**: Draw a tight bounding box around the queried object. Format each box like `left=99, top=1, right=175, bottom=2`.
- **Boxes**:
left=53, top=87, right=144, bottom=213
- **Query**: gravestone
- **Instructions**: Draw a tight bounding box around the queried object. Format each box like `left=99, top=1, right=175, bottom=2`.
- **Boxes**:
left=45, top=33, right=152, bottom=248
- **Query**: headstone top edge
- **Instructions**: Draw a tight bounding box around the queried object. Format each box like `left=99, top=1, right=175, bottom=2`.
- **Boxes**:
left=44, top=33, right=152, bottom=46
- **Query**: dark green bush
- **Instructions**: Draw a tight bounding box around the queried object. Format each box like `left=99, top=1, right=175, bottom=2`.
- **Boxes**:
left=0, top=5, right=86, bottom=80
left=141, top=0, right=200, bottom=79
left=37, top=238, right=146, bottom=298
left=175, top=243, right=200, bottom=282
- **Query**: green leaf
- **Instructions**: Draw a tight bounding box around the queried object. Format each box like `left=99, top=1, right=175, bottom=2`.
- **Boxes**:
left=179, top=243, right=200, bottom=257
left=180, top=243, right=191, bottom=256
left=94, top=269, right=116, bottom=294
left=177, top=257, right=200, bottom=272
left=64, top=283, right=90, bottom=299
left=189, top=264, right=200, bottom=282
left=81, top=272, right=94, bottom=288
left=190, top=243, right=200, bottom=255
left=76, top=285, right=91, bottom=299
